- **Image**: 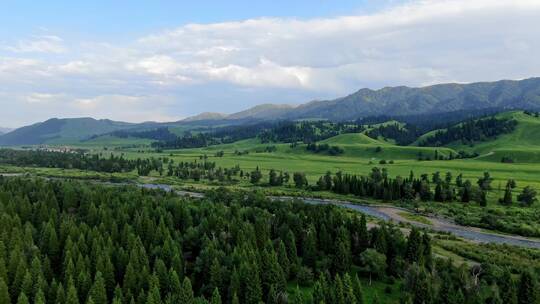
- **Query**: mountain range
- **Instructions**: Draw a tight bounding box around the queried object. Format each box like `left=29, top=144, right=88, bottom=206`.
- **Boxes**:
left=1, top=77, right=540, bottom=146
left=182, top=77, right=540, bottom=122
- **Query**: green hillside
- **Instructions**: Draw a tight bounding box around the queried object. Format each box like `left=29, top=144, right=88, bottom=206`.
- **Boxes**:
left=0, top=118, right=134, bottom=146
left=320, top=133, right=385, bottom=145
left=318, top=132, right=455, bottom=161
left=430, top=111, right=540, bottom=163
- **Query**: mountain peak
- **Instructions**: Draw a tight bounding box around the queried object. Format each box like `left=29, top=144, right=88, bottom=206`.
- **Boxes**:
left=227, top=103, right=295, bottom=120
left=182, top=112, right=227, bottom=122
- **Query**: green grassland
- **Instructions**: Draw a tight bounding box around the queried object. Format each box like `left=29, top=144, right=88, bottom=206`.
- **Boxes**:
left=25, top=111, right=540, bottom=196
left=103, top=136, right=540, bottom=191
left=49, top=112, right=537, bottom=195
left=76, top=135, right=155, bottom=148
left=3, top=111, right=540, bottom=238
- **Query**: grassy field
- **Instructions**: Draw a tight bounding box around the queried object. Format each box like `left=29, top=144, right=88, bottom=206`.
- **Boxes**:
left=60, top=112, right=540, bottom=189
left=92, top=136, right=540, bottom=192
left=3, top=110, right=539, bottom=238
left=56, top=113, right=540, bottom=202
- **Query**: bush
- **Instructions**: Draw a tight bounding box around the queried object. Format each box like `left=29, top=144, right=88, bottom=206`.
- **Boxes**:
left=501, top=156, right=515, bottom=163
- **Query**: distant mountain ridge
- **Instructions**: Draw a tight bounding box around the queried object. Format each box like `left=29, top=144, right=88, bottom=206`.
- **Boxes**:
left=181, top=104, right=295, bottom=122
left=0, top=118, right=133, bottom=146
left=0, top=127, right=12, bottom=135
left=182, top=77, right=540, bottom=122
left=282, top=78, right=540, bottom=120
left=2, top=77, right=540, bottom=146
left=182, top=112, right=227, bottom=122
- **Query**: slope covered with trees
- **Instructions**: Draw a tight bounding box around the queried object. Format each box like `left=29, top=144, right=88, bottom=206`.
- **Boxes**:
left=0, top=118, right=134, bottom=146
left=417, top=116, right=518, bottom=147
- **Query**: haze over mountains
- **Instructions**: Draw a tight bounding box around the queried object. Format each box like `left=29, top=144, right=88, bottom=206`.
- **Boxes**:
left=1, top=77, right=540, bottom=146
left=180, top=77, right=540, bottom=122
left=0, top=128, right=12, bottom=135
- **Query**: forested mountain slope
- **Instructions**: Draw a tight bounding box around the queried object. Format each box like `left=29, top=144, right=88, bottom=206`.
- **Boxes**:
left=3, top=78, right=540, bottom=146
left=0, top=118, right=134, bottom=146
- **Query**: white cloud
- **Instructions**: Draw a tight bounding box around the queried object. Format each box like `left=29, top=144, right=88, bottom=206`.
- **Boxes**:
left=2, top=0, right=540, bottom=126
left=26, top=93, right=64, bottom=104
left=4, top=35, right=66, bottom=54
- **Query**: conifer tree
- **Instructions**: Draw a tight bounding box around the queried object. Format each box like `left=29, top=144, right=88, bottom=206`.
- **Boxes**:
left=56, top=284, right=66, bottom=304
left=334, top=274, right=345, bottom=304
left=210, top=288, right=221, bottom=304
left=517, top=271, right=537, bottom=304
left=285, top=231, right=298, bottom=269
left=66, top=282, right=80, bottom=304
left=352, top=274, right=364, bottom=304
left=146, top=275, right=161, bottom=304
left=405, top=228, right=422, bottom=263
left=498, top=269, right=517, bottom=304
left=112, top=286, right=124, bottom=304
left=89, top=272, right=107, bottom=304
left=312, top=281, right=325, bottom=304
left=276, top=241, right=290, bottom=279
left=242, top=262, right=262, bottom=304
left=290, top=286, right=303, bottom=304
left=34, top=289, right=45, bottom=304
left=15, top=293, right=28, bottom=304
left=267, top=285, right=278, bottom=304
left=179, top=278, right=194, bottom=304
left=209, top=259, right=223, bottom=297
left=0, top=278, right=10, bottom=304
left=342, top=274, right=356, bottom=304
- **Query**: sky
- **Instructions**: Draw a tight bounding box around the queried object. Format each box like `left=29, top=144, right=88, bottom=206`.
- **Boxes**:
left=1, top=0, right=539, bottom=127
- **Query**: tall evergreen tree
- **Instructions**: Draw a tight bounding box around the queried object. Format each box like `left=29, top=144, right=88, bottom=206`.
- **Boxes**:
left=498, top=269, right=517, bottom=304
left=0, top=278, right=10, bottom=304
left=89, top=272, right=107, bottom=304
left=210, top=288, right=221, bottom=304
left=179, top=278, right=194, bottom=304
left=15, top=293, right=28, bottom=304
left=352, top=274, right=364, bottom=304
left=517, top=271, right=537, bottom=304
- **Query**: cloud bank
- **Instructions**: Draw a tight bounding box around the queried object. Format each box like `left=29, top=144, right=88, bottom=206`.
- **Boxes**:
left=1, top=0, right=540, bottom=127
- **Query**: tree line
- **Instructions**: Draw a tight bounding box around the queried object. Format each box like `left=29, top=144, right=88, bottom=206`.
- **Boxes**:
left=0, top=149, right=136, bottom=173
left=315, top=169, right=536, bottom=208
left=305, top=143, right=344, bottom=156
left=365, top=123, right=421, bottom=146
left=418, top=117, right=517, bottom=147
left=258, top=121, right=364, bottom=144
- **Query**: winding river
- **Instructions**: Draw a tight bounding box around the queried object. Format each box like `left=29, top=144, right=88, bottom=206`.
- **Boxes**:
left=2, top=174, right=540, bottom=249
left=138, top=183, right=540, bottom=249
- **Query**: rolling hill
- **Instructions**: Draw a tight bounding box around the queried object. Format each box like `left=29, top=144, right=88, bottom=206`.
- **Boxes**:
left=413, top=111, right=540, bottom=163
left=318, top=132, right=457, bottom=161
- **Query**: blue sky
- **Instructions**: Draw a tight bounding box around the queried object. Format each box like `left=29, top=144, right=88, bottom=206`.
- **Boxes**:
left=0, top=0, right=539, bottom=127
left=2, top=1, right=398, bottom=40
